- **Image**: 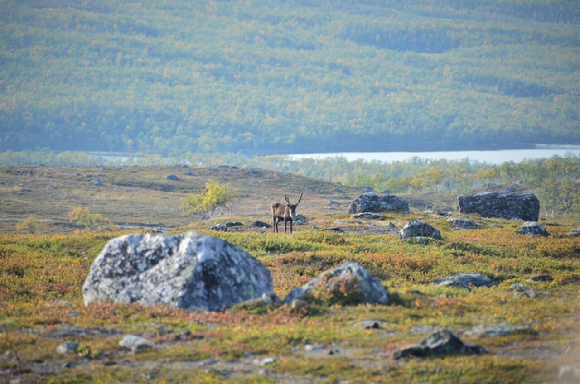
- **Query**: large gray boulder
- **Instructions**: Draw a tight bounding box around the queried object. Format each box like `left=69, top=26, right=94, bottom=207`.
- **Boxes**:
left=284, top=262, right=389, bottom=306
left=347, top=192, right=409, bottom=214
left=82, top=232, right=273, bottom=312
left=399, top=220, right=441, bottom=240
left=458, top=192, right=540, bottom=221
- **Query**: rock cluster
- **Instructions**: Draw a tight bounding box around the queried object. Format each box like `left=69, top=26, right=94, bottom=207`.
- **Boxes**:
left=458, top=192, right=540, bottom=221
left=347, top=192, right=409, bottom=214
left=82, top=232, right=274, bottom=312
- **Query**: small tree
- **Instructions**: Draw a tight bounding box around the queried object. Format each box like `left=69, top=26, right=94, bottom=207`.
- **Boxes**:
left=68, top=207, right=117, bottom=231
left=16, top=215, right=47, bottom=234
left=180, top=181, right=238, bottom=219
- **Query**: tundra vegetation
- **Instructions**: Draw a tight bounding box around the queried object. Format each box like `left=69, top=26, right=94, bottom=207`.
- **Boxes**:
left=0, top=160, right=579, bottom=383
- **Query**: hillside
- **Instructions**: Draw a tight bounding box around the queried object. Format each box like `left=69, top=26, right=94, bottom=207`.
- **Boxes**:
left=0, top=164, right=365, bottom=233
left=1, top=0, right=579, bottom=154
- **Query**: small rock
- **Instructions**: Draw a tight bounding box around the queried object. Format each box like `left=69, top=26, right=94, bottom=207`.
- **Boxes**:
left=253, top=357, right=276, bottom=366
left=509, top=283, right=529, bottom=291
left=165, top=174, right=179, bottom=180
left=528, top=274, right=553, bottom=282
left=351, top=212, right=382, bottom=220
left=294, top=214, right=307, bottom=225
left=56, top=341, right=79, bottom=354
left=567, top=229, right=580, bottom=237
left=119, top=335, right=154, bottom=348
left=399, top=221, right=441, bottom=240
left=393, top=330, right=486, bottom=359
left=304, top=343, right=325, bottom=351
left=205, top=368, right=230, bottom=376
left=249, top=220, right=271, bottom=228
left=210, top=224, right=228, bottom=231
left=559, top=364, right=580, bottom=383
left=183, top=171, right=195, bottom=176
left=352, top=320, right=388, bottom=329
left=83, top=174, right=93, bottom=178
left=434, top=273, right=496, bottom=289
left=92, top=179, right=103, bottom=186
left=516, top=221, right=548, bottom=236
left=225, top=221, right=243, bottom=227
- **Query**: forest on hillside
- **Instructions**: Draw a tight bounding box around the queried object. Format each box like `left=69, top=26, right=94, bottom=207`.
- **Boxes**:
left=1, top=0, right=579, bottom=154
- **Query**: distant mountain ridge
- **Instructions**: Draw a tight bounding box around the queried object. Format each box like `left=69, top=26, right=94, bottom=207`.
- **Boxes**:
left=1, top=0, right=579, bottom=154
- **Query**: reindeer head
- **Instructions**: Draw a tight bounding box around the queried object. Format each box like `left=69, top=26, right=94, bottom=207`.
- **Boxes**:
left=284, top=193, right=303, bottom=219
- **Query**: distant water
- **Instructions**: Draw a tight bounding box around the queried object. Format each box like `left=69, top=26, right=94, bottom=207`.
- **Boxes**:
left=289, top=145, right=580, bottom=165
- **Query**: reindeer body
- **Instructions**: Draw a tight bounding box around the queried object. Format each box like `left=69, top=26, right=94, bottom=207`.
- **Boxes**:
left=271, top=193, right=303, bottom=233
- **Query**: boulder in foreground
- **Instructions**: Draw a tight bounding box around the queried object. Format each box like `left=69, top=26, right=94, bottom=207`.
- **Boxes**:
left=83, top=232, right=273, bottom=312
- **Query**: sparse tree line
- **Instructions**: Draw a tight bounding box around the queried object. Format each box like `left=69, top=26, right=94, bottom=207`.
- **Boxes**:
left=4, top=149, right=580, bottom=224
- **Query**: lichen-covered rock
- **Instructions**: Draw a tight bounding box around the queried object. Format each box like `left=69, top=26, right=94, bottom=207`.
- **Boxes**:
left=568, top=229, right=580, bottom=237
left=516, top=221, right=548, bottom=236
left=347, top=192, right=409, bottom=214
left=82, top=232, right=273, bottom=312
left=448, top=216, right=477, bottom=229
left=284, top=262, right=389, bottom=306
left=434, top=273, right=496, bottom=289
left=351, top=212, right=382, bottom=220
left=399, top=220, right=441, bottom=240
left=393, top=330, right=487, bottom=359
left=458, top=192, right=540, bottom=221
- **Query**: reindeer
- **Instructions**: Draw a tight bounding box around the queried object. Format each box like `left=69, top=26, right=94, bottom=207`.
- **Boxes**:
left=271, top=193, right=303, bottom=234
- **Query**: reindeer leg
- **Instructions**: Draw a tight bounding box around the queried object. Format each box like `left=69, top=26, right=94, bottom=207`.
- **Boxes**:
left=284, top=219, right=287, bottom=233
left=289, top=220, right=293, bottom=234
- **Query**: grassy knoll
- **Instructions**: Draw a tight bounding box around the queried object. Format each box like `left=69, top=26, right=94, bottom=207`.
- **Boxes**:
left=0, top=166, right=579, bottom=383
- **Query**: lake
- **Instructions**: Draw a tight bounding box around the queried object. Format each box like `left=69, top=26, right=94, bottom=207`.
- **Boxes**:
left=289, top=145, right=580, bottom=165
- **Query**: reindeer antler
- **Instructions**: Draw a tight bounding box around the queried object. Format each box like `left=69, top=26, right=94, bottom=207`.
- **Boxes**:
left=296, top=193, right=303, bottom=205
left=285, top=195, right=291, bottom=204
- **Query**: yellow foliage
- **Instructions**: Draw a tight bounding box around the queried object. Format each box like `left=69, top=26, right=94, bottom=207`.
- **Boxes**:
left=15, top=215, right=46, bottom=234
left=67, top=207, right=116, bottom=231
left=180, top=181, right=238, bottom=219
